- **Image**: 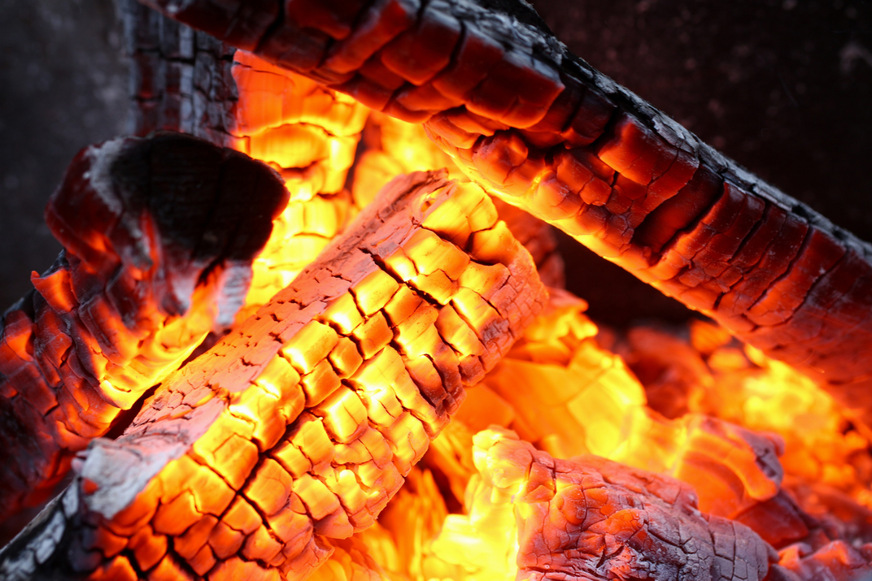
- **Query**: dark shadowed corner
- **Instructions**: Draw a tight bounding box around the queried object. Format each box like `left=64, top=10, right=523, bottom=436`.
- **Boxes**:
left=0, top=0, right=128, bottom=309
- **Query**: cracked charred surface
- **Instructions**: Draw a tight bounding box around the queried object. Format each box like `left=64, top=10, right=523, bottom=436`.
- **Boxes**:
left=120, top=0, right=237, bottom=143
left=0, top=133, right=287, bottom=524
left=123, top=0, right=570, bottom=307
left=350, top=109, right=566, bottom=288
left=138, top=0, right=872, bottom=434
left=0, top=171, right=546, bottom=580
left=467, top=428, right=776, bottom=581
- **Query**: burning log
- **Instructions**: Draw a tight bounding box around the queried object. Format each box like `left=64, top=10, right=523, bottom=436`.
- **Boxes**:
left=138, top=0, right=872, bottom=434
left=3, top=2, right=871, bottom=579
left=438, top=427, right=776, bottom=580
left=0, top=133, right=287, bottom=522
left=0, top=171, right=546, bottom=580
left=230, top=52, right=370, bottom=315
left=122, top=2, right=569, bottom=297
left=350, top=110, right=566, bottom=288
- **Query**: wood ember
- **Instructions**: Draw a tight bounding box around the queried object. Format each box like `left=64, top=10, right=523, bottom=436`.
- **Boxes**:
left=768, top=541, right=872, bottom=581
left=119, top=0, right=238, bottom=143
left=0, top=171, right=546, bottom=580
left=457, top=427, right=776, bottom=580
left=230, top=52, right=370, bottom=314
left=350, top=111, right=566, bottom=288
left=308, top=537, right=387, bottom=581
left=138, top=0, right=872, bottom=434
left=614, top=321, right=872, bottom=546
left=447, top=294, right=824, bottom=550
left=0, top=133, right=287, bottom=523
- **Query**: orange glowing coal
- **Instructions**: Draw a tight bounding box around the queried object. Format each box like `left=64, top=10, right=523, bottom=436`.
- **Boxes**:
left=221, top=52, right=872, bottom=580
left=2, top=46, right=870, bottom=581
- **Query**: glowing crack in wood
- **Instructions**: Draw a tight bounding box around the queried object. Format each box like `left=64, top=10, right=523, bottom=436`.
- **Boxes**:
left=139, top=0, right=872, bottom=434
left=0, top=171, right=546, bottom=579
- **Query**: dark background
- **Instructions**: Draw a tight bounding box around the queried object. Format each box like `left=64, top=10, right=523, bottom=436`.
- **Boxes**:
left=0, top=0, right=870, bottom=325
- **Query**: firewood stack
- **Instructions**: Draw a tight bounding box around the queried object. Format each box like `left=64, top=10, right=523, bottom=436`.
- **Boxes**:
left=1, top=0, right=871, bottom=579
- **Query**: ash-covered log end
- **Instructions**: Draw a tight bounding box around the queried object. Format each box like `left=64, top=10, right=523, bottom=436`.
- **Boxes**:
left=45, top=132, right=288, bottom=318
left=46, top=133, right=288, bottom=284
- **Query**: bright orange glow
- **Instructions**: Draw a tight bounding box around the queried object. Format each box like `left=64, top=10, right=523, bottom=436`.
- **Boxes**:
left=296, top=301, right=872, bottom=579
left=81, top=48, right=871, bottom=581
left=231, top=52, right=369, bottom=316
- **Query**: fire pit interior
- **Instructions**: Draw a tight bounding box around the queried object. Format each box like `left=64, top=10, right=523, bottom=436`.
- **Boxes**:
left=1, top=1, right=871, bottom=580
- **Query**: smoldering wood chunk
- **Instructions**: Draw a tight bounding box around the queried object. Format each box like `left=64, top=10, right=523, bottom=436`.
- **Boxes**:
left=119, top=0, right=238, bottom=141
left=767, top=541, right=872, bottom=581
left=0, top=133, right=287, bottom=524
left=475, top=297, right=824, bottom=551
left=472, top=428, right=777, bottom=581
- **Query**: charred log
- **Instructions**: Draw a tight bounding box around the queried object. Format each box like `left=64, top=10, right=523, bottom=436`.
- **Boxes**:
left=123, top=4, right=568, bottom=299
left=0, top=133, right=287, bottom=523
left=768, top=541, right=872, bottom=581
left=466, top=427, right=777, bottom=580
left=137, top=0, right=872, bottom=434
left=119, top=0, right=237, bottom=142
left=0, top=171, right=546, bottom=580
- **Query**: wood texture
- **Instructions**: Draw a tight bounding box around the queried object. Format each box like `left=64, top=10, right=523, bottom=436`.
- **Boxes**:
left=120, top=0, right=237, bottom=142
left=0, top=171, right=546, bottom=580
left=469, top=427, right=776, bottom=581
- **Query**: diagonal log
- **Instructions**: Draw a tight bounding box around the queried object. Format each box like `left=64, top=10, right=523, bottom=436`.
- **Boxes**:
left=122, top=3, right=569, bottom=299
left=0, top=133, right=287, bottom=523
left=0, top=171, right=546, bottom=580
left=137, top=0, right=872, bottom=433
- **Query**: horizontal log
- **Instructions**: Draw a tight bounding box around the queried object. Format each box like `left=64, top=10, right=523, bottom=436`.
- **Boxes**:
left=137, top=0, right=872, bottom=433
left=466, top=427, right=776, bottom=580
left=0, top=171, right=546, bottom=580
left=0, top=133, right=287, bottom=522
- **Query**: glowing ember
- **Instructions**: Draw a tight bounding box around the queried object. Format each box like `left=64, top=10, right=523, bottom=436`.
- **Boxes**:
left=0, top=171, right=545, bottom=579
left=230, top=52, right=369, bottom=316
left=2, top=1, right=872, bottom=579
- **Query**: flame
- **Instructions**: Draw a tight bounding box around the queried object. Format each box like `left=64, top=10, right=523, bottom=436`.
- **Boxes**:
left=150, top=50, right=872, bottom=580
